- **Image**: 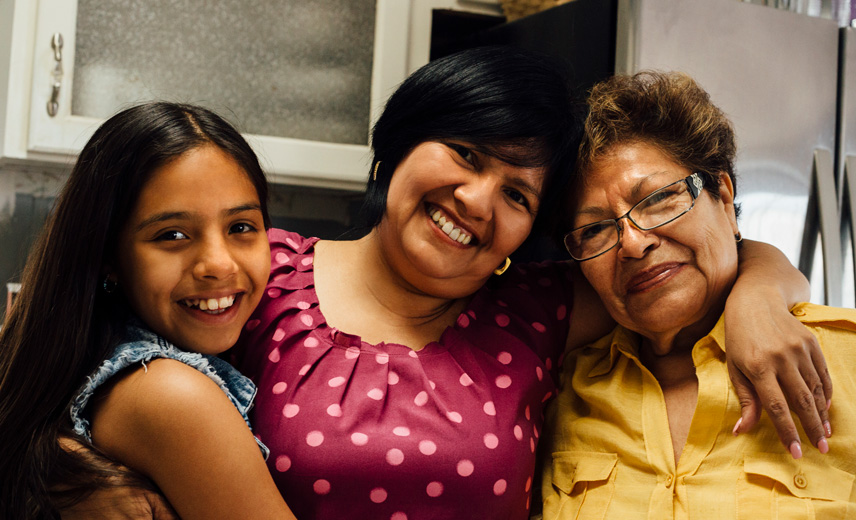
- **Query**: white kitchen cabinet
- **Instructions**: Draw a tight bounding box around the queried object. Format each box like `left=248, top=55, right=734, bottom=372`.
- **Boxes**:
left=0, top=0, right=500, bottom=189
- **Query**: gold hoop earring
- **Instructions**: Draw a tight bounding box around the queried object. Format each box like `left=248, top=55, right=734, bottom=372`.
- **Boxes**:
left=493, top=257, right=511, bottom=276
left=372, top=161, right=381, bottom=182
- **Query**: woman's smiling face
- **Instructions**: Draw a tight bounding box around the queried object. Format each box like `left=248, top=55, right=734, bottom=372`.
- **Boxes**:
left=377, top=140, right=544, bottom=298
left=574, top=141, right=740, bottom=349
left=113, top=144, right=271, bottom=355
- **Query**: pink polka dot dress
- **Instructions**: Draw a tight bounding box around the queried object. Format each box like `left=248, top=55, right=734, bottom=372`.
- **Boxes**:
left=232, top=229, right=574, bottom=520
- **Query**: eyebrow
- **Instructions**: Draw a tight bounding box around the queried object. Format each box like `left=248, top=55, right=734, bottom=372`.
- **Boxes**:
left=575, top=171, right=673, bottom=221
left=133, top=203, right=263, bottom=232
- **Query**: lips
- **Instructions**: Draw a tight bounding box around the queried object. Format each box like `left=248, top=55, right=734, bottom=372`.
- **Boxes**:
left=625, top=262, right=683, bottom=294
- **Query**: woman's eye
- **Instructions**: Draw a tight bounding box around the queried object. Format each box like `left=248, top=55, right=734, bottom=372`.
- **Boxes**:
left=154, top=230, right=188, bottom=241
left=230, top=222, right=258, bottom=234
left=450, top=144, right=475, bottom=165
left=504, top=189, right=530, bottom=209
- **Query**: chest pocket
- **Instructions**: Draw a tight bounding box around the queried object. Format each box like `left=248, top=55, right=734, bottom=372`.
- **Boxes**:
left=738, top=453, right=854, bottom=520
left=543, top=451, right=617, bottom=520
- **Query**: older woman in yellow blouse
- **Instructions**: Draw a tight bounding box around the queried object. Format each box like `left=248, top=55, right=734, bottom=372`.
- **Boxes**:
left=540, top=71, right=856, bottom=520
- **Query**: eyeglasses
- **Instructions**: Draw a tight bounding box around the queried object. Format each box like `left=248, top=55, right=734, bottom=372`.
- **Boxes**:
left=564, top=173, right=704, bottom=261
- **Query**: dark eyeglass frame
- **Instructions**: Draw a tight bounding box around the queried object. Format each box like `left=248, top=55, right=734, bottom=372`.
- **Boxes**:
left=564, top=173, right=705, bottom=261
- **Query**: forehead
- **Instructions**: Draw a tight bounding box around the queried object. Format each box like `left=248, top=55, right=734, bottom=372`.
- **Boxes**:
left=134, top=146, right=257, bottom=214
left=580, top=142, right=687, bottom=197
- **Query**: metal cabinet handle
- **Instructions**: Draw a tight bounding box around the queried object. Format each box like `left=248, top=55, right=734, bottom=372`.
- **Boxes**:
left=47, top=33, right=63, bottom=117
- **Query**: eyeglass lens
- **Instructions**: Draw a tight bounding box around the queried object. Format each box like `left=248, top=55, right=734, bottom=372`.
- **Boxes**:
left=565, top=176, right=696, bottom=261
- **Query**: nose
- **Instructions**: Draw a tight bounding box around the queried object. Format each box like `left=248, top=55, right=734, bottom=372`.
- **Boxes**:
left=616, top=219, right=659, bottom=259
left=455, top=175, right=498, bottom=221
left=192, top=235, right=239, bottom=280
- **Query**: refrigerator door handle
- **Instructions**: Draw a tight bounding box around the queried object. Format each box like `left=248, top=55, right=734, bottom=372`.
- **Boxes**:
left=798, top=149, right=843, bottom=306
left=846, top=155, right=856, bottom=302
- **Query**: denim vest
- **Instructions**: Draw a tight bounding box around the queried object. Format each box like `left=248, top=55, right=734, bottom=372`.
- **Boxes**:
left=69, top=321, right=269, bottom=459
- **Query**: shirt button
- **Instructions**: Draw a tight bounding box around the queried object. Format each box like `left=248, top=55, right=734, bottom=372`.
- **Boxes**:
left=665, top=474, right=674, bottom=487
left=794, top=473, right=807, bottom=489
left=792, top=308, right=807, bottom=316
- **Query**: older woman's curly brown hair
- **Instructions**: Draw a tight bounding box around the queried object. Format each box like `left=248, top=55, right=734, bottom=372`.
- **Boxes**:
left=576, top=71, right=738, bottom=202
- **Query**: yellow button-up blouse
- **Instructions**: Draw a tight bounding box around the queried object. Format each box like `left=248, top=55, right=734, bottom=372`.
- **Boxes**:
left=540, top=302, right=856, bottom=520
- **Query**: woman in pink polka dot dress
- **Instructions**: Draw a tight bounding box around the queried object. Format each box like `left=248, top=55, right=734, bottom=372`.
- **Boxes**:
left=233, top=48, right=822, bottom=520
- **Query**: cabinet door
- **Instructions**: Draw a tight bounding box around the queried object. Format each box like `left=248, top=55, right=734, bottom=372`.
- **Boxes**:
left=28, top=0, right=410, bottom=189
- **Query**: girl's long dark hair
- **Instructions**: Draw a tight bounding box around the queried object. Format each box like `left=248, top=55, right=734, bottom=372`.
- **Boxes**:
left=0, top=101, right=269, bottom=519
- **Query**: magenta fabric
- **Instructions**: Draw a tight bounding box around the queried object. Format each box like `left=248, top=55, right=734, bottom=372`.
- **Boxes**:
left=233, top=229, right=574, bottom=520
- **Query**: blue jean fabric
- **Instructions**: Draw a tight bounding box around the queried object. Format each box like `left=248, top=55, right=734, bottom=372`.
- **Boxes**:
left=69, top=320, right=269, bottom=459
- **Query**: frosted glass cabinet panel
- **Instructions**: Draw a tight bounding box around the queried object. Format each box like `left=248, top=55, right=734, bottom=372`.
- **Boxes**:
left=72, top=0, right=375, bottom=145
left=28, top=0, right=411, bottom=188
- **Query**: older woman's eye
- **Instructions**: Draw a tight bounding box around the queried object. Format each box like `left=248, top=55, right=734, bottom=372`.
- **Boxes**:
left=580, top=222, right=612, bottom=241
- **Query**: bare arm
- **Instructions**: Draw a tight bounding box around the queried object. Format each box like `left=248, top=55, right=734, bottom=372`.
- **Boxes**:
left=725, top=239, right=831, bottom=457
left=91, top=359, right=296, bottom=520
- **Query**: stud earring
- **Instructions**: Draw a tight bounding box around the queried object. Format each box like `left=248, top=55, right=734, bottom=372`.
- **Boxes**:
left=493, top=257, right=511, bottom=276
left=102, top=276, right=117, bottom=293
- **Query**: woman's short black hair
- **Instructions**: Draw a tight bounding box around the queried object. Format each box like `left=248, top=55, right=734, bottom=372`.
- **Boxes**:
left=361, top=45, right=584, bottom=236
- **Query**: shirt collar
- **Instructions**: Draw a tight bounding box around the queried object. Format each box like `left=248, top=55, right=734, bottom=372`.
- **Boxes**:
left=586, top=313, right=727, bottom=378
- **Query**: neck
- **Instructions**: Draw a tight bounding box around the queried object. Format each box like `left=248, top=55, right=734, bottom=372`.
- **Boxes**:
left=314, top=232, right=468, bottom=348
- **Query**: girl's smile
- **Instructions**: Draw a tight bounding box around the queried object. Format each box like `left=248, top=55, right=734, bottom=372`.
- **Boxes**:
left=112, top=144, right=271, bottom=356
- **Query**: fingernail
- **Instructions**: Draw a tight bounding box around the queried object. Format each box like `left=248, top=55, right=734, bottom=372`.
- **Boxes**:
left=817, top=437, right=829, bottom=454
left=824, top=421, right=832, bottom=437
left=789, top=441, right=803, bottom=459
left=732, top=417, right=743, bottom=436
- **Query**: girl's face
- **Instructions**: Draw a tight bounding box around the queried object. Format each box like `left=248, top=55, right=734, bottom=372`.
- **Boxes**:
left=113, top=145, right=271, bottom=355
left=377, top=140, right=543, bottom=298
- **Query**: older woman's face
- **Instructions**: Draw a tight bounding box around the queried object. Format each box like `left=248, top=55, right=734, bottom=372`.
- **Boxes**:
left=574, top=142, right=740, bottom=348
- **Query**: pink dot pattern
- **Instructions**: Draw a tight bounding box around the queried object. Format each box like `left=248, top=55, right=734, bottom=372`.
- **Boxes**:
left=232, top=230, right=575, bottom=520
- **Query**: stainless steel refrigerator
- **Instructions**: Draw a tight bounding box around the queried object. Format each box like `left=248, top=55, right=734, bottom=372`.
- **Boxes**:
left=478, top=0, right=855, bottom=307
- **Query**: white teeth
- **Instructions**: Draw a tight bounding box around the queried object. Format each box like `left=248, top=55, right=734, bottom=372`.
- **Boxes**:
left=182, top=295, right=236, bottom=313
left=427, top=205, right=473, bottom=245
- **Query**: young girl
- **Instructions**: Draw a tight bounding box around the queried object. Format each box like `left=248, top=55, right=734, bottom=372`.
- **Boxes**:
left=0, top=102, right=295, bottom=519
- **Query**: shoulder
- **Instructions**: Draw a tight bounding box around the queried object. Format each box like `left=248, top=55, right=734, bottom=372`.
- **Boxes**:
left=92, top=359, right=239, bottom=443
left=792, top=303, right=856, bottom=360
left=267, top=228, right=318, bottom=255
left=791, top=302, right=856, bottom=331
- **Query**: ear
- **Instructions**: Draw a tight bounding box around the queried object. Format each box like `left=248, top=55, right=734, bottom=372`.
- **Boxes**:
left=717, top=172, right=739, bottom=236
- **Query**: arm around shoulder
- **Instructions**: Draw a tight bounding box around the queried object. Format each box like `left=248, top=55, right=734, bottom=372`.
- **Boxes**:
left=90, top=358, right=296, bottom=520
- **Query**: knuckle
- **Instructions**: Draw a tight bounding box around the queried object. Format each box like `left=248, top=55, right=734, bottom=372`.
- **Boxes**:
left=794, top=391, right=815, bottom=413
left=811, top=382, right=826, bottom=400
left=766, top=399, right=790, bottom=419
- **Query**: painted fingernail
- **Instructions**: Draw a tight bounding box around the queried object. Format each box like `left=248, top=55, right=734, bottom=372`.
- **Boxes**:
left=789, top=441, right=803, bottom=459
left=824, top=421, right=832, bottom=437
left=817, top=437, right=829, bottom=454
left=731, top=417, right=743, bottom=436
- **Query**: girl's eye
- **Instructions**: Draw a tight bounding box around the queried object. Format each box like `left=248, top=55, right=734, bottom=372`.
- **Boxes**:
left=230, top=222, right=258, bottom=234
left=154, top=230, right=188, bottom=241
left=449, top=144, right=475, bottom=165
